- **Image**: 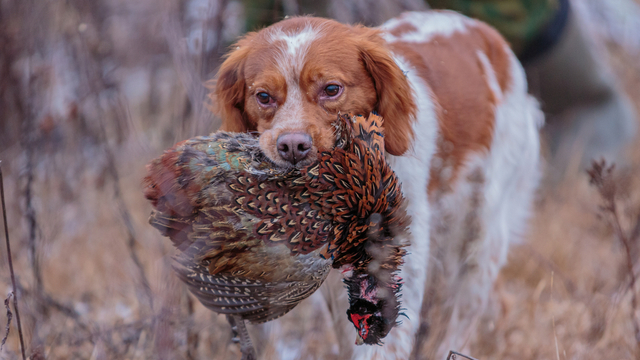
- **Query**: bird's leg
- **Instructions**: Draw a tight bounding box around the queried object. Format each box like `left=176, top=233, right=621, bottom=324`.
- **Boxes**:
left=227, top=315, right=257, bottom=360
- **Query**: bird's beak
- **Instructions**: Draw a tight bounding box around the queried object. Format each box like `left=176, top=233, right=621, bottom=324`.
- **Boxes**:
left=355, top=332, right=365, bottom=346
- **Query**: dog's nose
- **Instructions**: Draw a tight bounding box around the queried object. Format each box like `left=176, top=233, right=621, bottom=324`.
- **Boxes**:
left=277, top=133, right=313, bottom=164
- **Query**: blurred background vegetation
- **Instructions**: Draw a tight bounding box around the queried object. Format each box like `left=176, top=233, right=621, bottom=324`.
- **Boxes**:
left=1, top=0, right=640, bottom=358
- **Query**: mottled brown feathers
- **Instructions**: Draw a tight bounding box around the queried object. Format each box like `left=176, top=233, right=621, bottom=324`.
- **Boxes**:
left=144, top=113, right=407, bottom=323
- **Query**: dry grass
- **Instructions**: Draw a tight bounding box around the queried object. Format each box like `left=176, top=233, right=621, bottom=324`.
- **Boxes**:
left=470, top=155, right=640, bottom=359
left=1, top=0, right=640, bottom=359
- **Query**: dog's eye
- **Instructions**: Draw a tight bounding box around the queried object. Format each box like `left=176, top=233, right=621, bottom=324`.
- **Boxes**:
left=324, top=84, right=341, bottom=97
left=256, top=92, right=271, bottom=105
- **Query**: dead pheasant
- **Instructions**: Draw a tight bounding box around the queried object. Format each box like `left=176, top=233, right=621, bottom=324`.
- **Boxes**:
left=144, top=113, right=408, bottom=352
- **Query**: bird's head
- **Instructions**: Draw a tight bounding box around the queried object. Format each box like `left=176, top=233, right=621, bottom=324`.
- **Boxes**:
left=347, top=299, right=390, bottom=345
left=344, top=272, right=403, bottom=345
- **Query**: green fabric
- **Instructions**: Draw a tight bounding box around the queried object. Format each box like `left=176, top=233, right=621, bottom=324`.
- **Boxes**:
left=428, top=0, right=560, bottom=55
left=241, top=0, right=560, bottom=56
left=242, top=0, right=282, bottom=31
left=242, top=0, right=331, bottom=32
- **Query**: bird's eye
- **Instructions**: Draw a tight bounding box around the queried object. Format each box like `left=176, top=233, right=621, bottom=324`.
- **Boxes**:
left=324, top=84, right=341, bottom=97
left=256, top=92, right=271, bottom=104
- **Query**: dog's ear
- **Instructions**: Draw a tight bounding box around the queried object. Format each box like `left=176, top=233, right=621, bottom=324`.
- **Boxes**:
left=355, top=27, right=416, bottom=156
left=208, top=33, right=257, bottom=132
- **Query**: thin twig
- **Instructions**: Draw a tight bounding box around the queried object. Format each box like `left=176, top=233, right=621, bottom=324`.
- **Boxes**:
left=551, top=272, right=561, bottom=360
left=588, top=159, right=640, bottom=359
left=163, top=0, right=221, bottom=138
left=21, top=61, right=44, bottom=307
left=104, top=147, right=155, bottom=311
left=16, top=280, right=146, bottom=357
left=446, top=350, right=479, bottom=360
left=71, top=25, right=155, bottom=312
left=23, top=144, right=43, bottom=296
left=0, top=165, right=27, bottom=360
left=185, top=296, right=199, bottom=360
left=1, top=293, right=12, bottom=350
left=519, top=242, right=577, bottom=295
left=631, top=212, right=640, bottom=243
left=613, top=202, right=640, bottom=352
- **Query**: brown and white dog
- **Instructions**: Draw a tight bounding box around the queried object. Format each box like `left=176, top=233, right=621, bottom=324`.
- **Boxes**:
left=212, top=10, right=542, bottom=359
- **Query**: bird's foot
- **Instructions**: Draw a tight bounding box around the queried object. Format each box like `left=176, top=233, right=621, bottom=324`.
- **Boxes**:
left=226, top=315, right=257, bottom=360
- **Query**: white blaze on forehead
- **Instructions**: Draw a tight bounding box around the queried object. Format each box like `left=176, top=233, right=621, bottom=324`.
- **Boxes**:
left=270, top=25, right=319, bottom=55
left=380, top=11, right=473, bottom=43
left=266, top=23, right=323, bottom=129
left=273, top=84, right=307, bottom=131
left=268, top=24, right=321, bottom=81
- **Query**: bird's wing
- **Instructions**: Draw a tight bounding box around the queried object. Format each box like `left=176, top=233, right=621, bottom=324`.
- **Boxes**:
left=173, top=248, right=329, bottom=324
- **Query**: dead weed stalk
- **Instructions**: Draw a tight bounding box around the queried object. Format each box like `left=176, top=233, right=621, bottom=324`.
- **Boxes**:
left=72, top=22, right=155, bottom=312
left=588, top=159, right=640, bottom=358
left=1, top=293, right=12, bottom=351
left=0, top=165, right=27, bottom=359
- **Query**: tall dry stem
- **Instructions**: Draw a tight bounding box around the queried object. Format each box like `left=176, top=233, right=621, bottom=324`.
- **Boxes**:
left=0, top=166, right=27, bottom=360
left=588, top=159, right=640, bottom=359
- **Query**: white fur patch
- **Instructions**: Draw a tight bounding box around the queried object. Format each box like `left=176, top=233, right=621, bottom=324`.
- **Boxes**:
left=477, top=50, right=503, bottom=103
left=266, top=23, right=323, bottom=129
left=380, top=11, right=473, bottom=43
left=431, top=45, right=542, bottom=358
left=269, top=24, right=320, bottom=78
left=349, top=54, right=439, bottom=360
left=271, top=26, right=319, bottom=55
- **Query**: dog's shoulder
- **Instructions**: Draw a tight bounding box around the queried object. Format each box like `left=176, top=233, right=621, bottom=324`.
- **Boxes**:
left=379, top=11, right=530, bottom=194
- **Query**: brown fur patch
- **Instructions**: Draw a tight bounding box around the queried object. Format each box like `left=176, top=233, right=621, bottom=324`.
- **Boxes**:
left=211, top=32, right=259, bottom=132
left=388, top=22, right=419, bottom=38
left=388, top=21, right=512, bottom=194
left=353, top=25, right=416, bottom=156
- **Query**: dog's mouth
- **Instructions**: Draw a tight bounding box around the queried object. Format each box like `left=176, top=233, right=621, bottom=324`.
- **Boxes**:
left=291, top=148, right=319, bottom=167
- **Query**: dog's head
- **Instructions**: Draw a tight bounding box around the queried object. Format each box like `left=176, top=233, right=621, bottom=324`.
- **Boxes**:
left=211, top=16, right=415, bottom=167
